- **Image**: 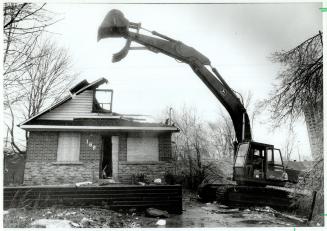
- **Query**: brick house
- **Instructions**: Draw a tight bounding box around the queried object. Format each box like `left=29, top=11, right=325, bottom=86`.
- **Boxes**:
left=19, top=78, right=178, bottom=185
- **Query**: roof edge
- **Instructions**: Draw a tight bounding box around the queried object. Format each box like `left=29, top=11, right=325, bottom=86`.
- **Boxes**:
left=20, top=125, right=179, bottom=132
left=19, top=77, right=109, bottom=126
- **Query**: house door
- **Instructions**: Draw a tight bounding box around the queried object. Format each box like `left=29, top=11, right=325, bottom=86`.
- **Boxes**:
left=101, top=136, right=112, bottom=178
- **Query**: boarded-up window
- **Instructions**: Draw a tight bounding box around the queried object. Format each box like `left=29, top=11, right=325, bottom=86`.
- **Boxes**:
left=57, top=133, right=80, bottom=162
left=127, top=136, right=159, bottom=161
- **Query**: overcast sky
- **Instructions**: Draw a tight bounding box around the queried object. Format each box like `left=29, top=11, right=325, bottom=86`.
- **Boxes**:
left=44, top=3, right=322, bottom=160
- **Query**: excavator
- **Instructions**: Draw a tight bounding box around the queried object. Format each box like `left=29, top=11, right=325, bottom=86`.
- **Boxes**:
left=97, top=9, right=293, bottom=208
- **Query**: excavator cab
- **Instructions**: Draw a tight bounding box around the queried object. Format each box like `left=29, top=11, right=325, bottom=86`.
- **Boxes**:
left=233, top=141, right=288, bottom=186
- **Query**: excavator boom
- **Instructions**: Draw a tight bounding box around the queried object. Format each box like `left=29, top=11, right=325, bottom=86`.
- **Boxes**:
left=97, top=9, right=294, bottom=208
left=98, top=9, right=252, bottom=143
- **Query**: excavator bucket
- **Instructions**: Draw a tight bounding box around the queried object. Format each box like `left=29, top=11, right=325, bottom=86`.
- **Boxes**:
left=97, top=9, right=130, bottom=41
left=98, top=9, right=132, bottom=62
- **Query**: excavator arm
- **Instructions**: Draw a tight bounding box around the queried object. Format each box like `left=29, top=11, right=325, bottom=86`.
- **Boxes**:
left=98, top=9, right=252, bottom=143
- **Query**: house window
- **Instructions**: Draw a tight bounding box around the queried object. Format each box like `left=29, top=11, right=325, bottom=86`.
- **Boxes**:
left=127, top=136, right=159, bottom=162
left=57, top=133, right=80, bottom=162
left=93, top=89, right=113, bottom=112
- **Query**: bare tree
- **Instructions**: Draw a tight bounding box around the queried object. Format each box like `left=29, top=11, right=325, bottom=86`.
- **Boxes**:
left=282, top=128, right=295, bottom=162
left=207, top=90, right=259, bottom=160
left=162, top=106, right=211, bottom=188
left=4, top=39, right=76, bottom=153
left=208, top=114, right=234, bottom=160
left=262, top=32, right=323, bottom=224
left=172, top=107, right=210, bottom=163
left=262, top=32, right=322, bottom=126
left=3, top=3, right=56, bottom=89
left=3, top=3, right=77, bottom=153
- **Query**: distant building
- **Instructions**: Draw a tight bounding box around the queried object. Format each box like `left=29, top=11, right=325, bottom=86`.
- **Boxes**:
left=19, top=78, right=178, bottom=185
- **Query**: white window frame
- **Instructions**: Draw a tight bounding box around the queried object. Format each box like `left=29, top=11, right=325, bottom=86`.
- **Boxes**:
left=57, top=132, right=81, bottom=162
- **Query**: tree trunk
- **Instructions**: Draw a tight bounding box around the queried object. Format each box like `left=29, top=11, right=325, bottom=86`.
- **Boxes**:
left=302, top=97, right=323, bottom=225
left=303, top=98, right=323, bottom=161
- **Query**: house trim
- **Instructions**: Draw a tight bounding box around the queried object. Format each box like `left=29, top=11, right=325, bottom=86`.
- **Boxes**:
left=20, top=125, right=179, bottom=132
left=51, top=162, right=84, bottom=165
left=120, top=161, right=169, bottom=165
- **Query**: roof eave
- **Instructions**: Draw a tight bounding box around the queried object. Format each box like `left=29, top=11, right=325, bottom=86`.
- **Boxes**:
left=20, top=125, right=179, bottom=132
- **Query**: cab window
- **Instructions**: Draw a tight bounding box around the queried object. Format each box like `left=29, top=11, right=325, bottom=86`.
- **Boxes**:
left=274, top=149, right=283, bottom=165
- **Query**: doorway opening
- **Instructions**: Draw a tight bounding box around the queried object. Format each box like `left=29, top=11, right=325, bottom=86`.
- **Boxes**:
left=100, top=136, right=112, bottom=179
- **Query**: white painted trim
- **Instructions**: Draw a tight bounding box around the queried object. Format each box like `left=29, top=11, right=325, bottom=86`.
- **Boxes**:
left=20, top=125, right=179, bottom=132
left=72, top=115, right=122, bottom=119
left=75, top=78, right=107, bottom=95
left=111, top=136, right=119, bottom=181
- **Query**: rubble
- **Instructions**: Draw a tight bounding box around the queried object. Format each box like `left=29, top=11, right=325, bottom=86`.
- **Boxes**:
left=98, top=178, right=117, bottom=185
left=145, top=208, right=170, bottom=218
left=156, top=219, right=166, bottom=226
left=80, top=217, right=94, bottom=227
left=3, top=194, right=309, bottom=228
left=273, top=210, right=307, bottom=223
left=75, top=181, right=93, bottom=187
left=69, top=221, right=80, bottom=228
left=31, top=219, right=73, bottom=228
left=154, top=178, right=162, bottom=184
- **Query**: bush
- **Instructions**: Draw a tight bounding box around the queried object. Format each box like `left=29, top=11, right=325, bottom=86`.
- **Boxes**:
left=292, top=158, right=323, bottom=225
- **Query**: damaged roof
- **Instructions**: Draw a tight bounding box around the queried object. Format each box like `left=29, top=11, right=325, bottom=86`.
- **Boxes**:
left=19, top=77, right=178, bottom=132
left=19, top=78, right=110, bottom=126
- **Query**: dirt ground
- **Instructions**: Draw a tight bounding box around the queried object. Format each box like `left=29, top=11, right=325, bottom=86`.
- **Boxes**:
left=4, top=195, right=309, bottom=228
left=165, top=200, right=305, bottom=227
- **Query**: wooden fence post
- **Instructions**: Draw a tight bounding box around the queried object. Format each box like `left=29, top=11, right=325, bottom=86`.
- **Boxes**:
left=308, top=190, right=317, bottom=221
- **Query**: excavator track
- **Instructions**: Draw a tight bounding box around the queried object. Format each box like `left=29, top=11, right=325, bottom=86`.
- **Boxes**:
left=216, top=184, right=233, bottom=204
left=216, top=185, right=298, bottom=209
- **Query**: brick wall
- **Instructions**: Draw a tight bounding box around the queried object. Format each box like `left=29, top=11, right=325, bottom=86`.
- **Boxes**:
left=24, top=131, right=101, bottom=185
left=118, top=162, right=173, bottom=184
left=118, top=132, right=172, bottom=162
left=159, top=133, right=172, bottom=161
left=117, top=132, right=173, bottom=183
left=24, top=161, right=98, bottom=185
left=80, top=133, right=101, bottom=161
left=24, top=131, right=174, bottom=185
left=118, top=134, right=127, bottom=161
left=26, top=132, right=58, bottom=161
left=26, top=132, right=102, bottom=162
left=303, top=99, right=323, bottom=161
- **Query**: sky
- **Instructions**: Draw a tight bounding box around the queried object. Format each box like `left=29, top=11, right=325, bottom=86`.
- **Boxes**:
left=40, top=2, right=322, bottom=160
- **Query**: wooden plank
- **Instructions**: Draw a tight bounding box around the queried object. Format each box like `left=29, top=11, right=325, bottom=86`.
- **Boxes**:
left=4, top=184, right=181, bottom=188
left=4, top=194, right=182, bottom=201
left=3, top=185, right=183, bottom=193
left=4, top=193, right=180, bottom=200
left=4, top=189, right=180, bottom=196
left=3, top=185, right=183, bottom=213
left=4, top=197, right=181, bottom=202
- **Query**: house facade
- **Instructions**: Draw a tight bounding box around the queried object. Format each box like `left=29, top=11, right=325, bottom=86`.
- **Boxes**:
left=19, top=78, right=178, bottom=185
